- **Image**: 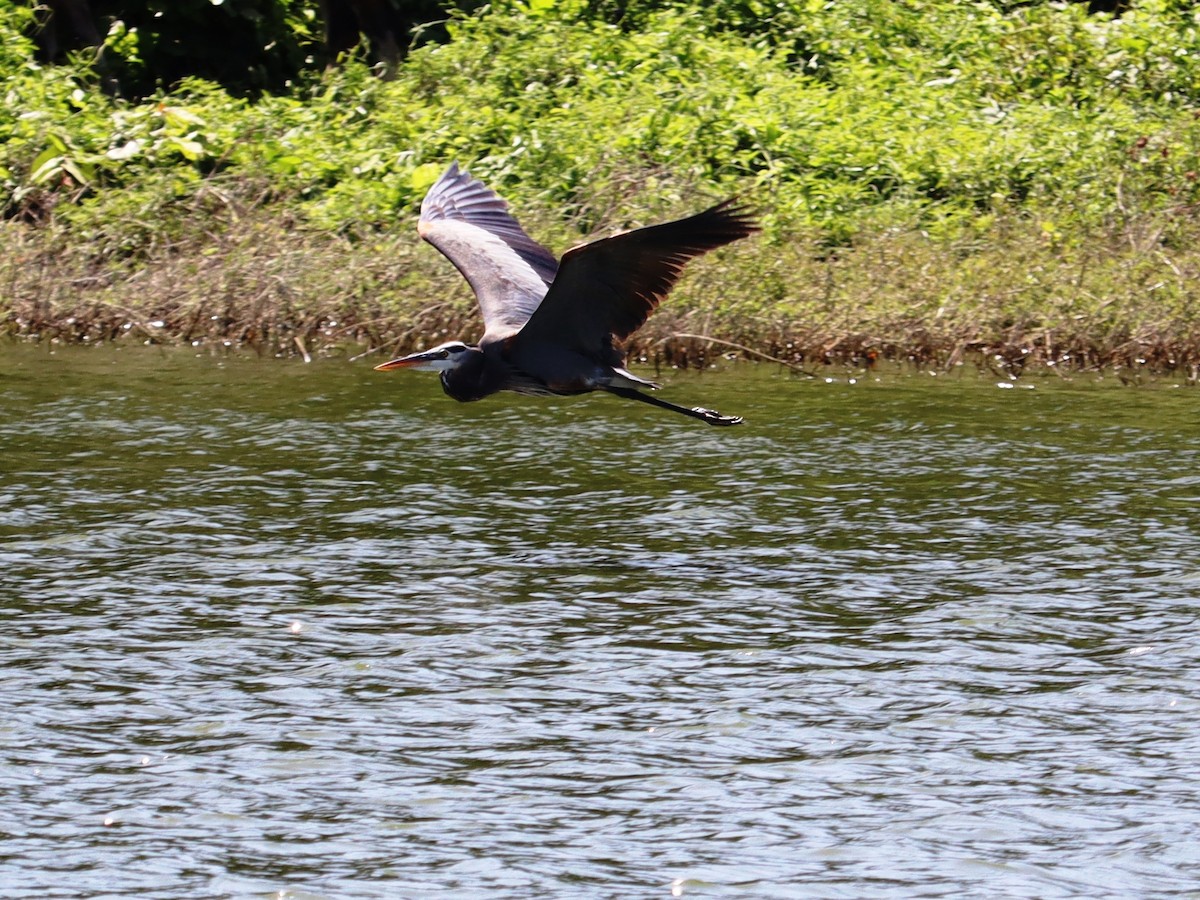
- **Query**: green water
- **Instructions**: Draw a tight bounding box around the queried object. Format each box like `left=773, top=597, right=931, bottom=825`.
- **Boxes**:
left=2, top=346, right=1198, bottom=898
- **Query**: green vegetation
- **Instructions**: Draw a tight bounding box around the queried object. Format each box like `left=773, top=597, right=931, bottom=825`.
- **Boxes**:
left=3, top=0, right=1199, bottom=376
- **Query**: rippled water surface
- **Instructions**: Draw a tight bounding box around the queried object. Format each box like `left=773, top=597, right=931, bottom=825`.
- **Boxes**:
left=2, top=346, right=1199, bottom=898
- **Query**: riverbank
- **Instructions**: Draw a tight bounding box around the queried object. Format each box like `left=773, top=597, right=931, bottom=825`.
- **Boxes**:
left=4, top=201, right=1198, bottom=381
left=3, top=3, right=1199, bottom=378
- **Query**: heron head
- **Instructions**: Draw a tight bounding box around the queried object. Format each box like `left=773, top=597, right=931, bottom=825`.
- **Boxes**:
left=374, top=341, right=474, bottom=373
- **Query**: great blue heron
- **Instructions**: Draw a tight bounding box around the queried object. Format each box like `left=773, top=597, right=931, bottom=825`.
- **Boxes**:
left=375, top=163, right=758, bottom=425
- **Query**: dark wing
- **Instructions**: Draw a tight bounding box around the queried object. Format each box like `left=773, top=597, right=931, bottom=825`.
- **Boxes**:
left=418, top=163, right=560, bottom=341
left=510, top=199, right=758, bottom=362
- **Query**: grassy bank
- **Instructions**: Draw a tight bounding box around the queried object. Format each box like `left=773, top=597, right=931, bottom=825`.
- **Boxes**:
left=3, top=1, right=1200, bottom=376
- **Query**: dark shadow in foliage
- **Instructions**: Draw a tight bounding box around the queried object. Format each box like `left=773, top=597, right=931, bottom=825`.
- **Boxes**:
left=31, top=0, right=313, bottom=97
left=319, top=0, right=483, bottom=76
left=27, top=0, right=483, bottom=98
left=321, top=0, right=402, bottom=73
left=32, top=0, right=104, bottom=61
left=30, top=0, right=120, bottom=93
left=991, top=0, right=1131, bottom=13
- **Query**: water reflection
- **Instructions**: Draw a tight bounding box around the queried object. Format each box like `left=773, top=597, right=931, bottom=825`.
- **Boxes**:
left=1, top=347, right=1198, bottom=897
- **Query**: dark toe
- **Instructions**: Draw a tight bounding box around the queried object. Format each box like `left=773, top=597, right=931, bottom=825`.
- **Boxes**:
left=694, top=407, right=744, bottom=426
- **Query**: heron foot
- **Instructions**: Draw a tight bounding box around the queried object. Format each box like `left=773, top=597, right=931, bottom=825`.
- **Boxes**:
left=692, top=407, right=744, bottom=426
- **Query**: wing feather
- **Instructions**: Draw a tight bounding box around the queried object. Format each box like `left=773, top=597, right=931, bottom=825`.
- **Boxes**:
left=511, top=200, right=758, bottom=362
left=418, top=163, right=559, bottom=340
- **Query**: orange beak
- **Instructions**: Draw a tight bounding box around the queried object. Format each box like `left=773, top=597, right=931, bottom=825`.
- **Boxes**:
left=374, top=349, right=444, bottom=371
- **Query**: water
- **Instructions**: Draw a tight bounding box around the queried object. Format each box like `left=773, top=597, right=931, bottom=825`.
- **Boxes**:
left=2, top=346, right=1199, bottom=898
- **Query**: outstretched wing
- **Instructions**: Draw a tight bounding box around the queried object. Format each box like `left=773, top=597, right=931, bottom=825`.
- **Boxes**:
left=418, top=163, right=559, bottom=341
left=511, top=199, right=758, bottom=361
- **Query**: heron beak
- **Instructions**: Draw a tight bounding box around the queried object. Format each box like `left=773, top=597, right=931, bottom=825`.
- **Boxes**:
left=374, top=350, right=442, bottom=372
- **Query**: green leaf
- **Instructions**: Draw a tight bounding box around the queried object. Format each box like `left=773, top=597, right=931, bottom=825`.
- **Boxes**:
left=28, top=147, right=62, bottom=183
left=106, top=140, right=143, bottom=161
left=170, top=137, right=207, bottom=161
left=161, top=106, right=206, bottom=128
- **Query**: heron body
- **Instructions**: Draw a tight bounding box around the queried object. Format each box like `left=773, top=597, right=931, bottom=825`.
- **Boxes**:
left=376, top=163, right=758, bottom=425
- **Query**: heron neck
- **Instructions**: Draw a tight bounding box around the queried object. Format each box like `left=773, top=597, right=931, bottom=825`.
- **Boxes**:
left=438, top=347, right=496, bottom=402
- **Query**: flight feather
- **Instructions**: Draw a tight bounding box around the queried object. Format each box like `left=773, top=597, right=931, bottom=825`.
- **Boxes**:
left=512, top=199, right=758, bottom=361
left=417, top=163, right=559, bottom=340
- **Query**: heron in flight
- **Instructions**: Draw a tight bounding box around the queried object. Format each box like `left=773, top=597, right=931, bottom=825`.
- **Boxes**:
left=375, top=163, right=758, bottom=425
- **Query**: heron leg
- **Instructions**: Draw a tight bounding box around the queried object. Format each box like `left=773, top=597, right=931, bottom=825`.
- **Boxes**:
left=603, top=386, right=743, bottom=426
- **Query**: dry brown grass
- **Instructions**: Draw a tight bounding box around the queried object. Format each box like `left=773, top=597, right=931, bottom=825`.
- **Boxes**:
left=3, top=202, right=1199, bottom=380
